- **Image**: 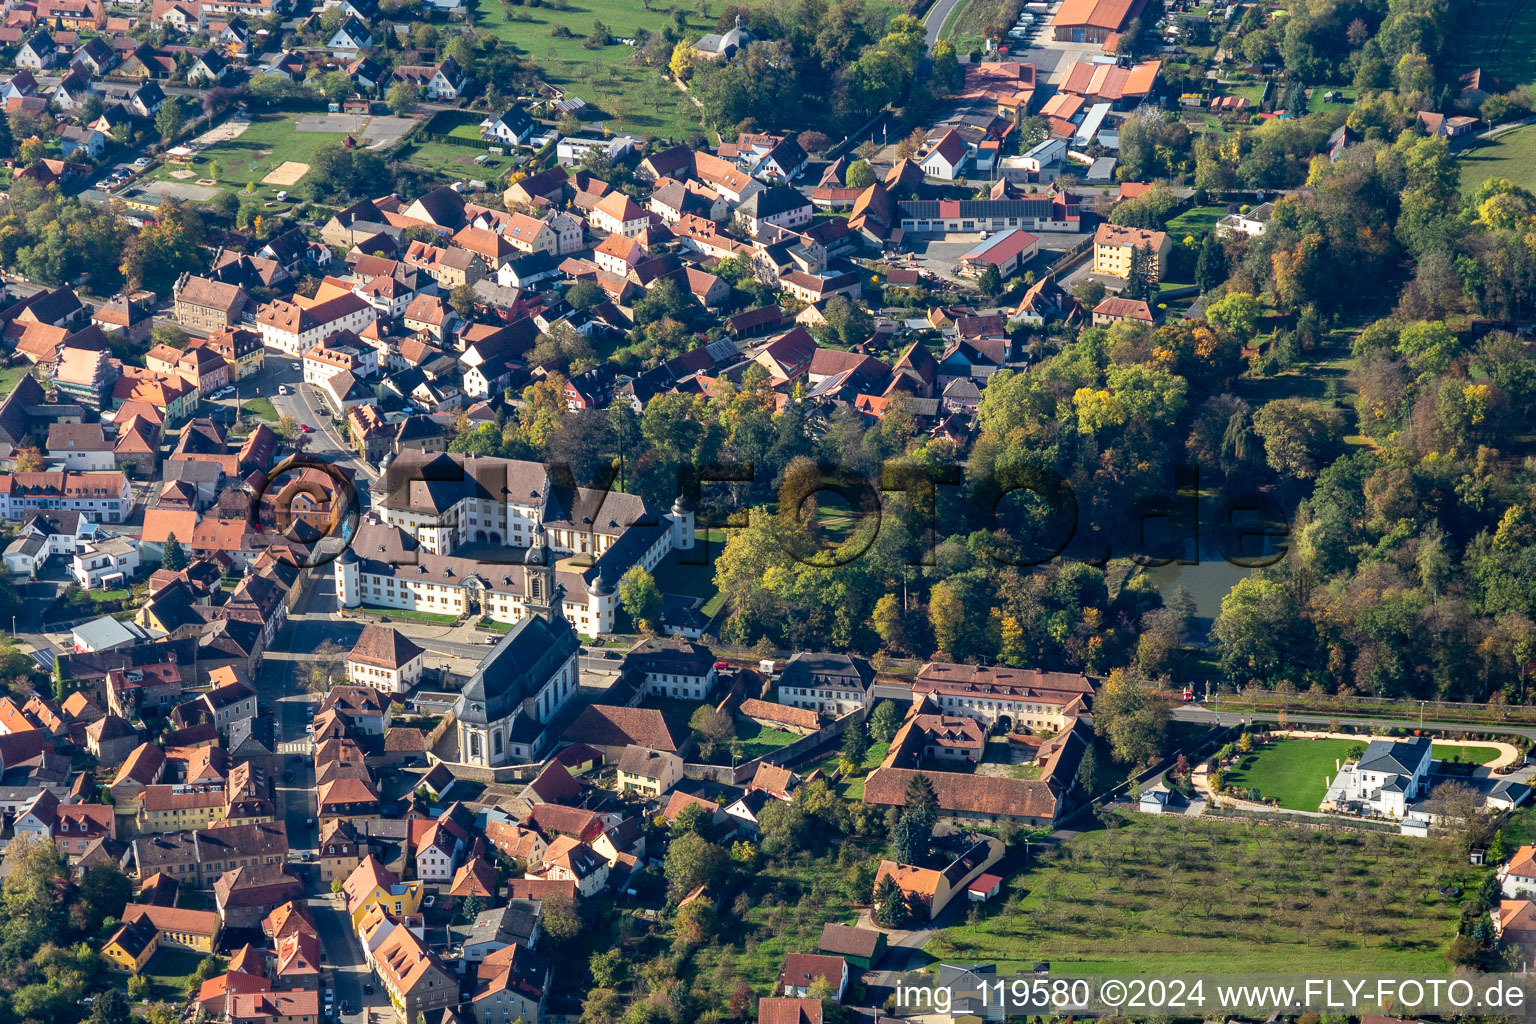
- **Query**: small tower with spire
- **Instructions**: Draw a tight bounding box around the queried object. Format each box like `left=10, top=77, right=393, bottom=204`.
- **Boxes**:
left=667, top=493, right=695, bottom=551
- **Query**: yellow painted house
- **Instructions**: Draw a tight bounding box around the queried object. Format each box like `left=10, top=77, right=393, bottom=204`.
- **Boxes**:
left=101, top=917, right=158, bottom=973
left=122, top=905, right=221, bottom=954
left=136, top=787, right=228, bottom=832
left=342, top=855, right=424, bottom=929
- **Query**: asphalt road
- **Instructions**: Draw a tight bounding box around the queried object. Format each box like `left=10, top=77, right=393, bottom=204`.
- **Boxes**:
left=923, top=0, right=966, bottom=47
left=253, top=566, right=391, bottom=1024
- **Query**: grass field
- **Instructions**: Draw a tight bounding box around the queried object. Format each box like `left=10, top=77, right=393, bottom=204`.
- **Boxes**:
left=0, top=366, right=31, bottom=396
left=927, top=813, right=1474, bottom=974
left=142, top=949, right=208, bottom=1001
left=472, top=0, right=896, bottom=138
left=1165, top=203, right=1227, bottom=241
left=651, top=530, right=726, bottom=617
left=1432, top=743, right=1503, bottom=765
left=154, top=114, right=340, bottom=201
left=471, top=0, right=711, bottom=138
left=1221, top=737, right=1360, bottom=810
left=1458, top=125, right=1536, bottom=194
left=811, top=740, right=890, bottom=799
left=240, top=397, right=278, bottom=421
left=937, top=0, right=1008, bottom=57
left=360, top=604, right=459, bottom=625
left=399, top=141, right=514, bottom=185
left=1459, top=0, right=1536, bottom=89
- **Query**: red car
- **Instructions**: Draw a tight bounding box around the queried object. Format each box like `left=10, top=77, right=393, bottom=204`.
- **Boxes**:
left=300, top=424, right=312, bottom=433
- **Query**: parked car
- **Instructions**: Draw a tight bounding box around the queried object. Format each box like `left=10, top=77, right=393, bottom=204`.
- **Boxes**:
left=278, top=384, right=290, bottom=395
left=133, top=157, right=150, bottom=167
left=300, top=424, right=312, bottom=432
left=291, top=362, right=301, bottom=371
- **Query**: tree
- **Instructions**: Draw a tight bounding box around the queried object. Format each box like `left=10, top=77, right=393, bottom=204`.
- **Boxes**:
left=155, top=98, right=186, bottom=141
left=1195, top=233, right=1227, bottom=293
left=448, top=283, right=477, bottom=318
left=618, top=566, right=663, bottom=632
left=542, top=891, right=581, bottom=943
left=1251, top=400, right=1344, bottom=481
left=976, top=263, right=1002, bottom=298
left=889, top=812, right=926, bottom=863
left=1428, top=781, right=1495, bottom=851
left=14, top=446, right=44, bottom=472
left=386, top=81, right=420, bottom=116
left=868, top=700, right=903, bottom=743
left=304, top=639, right=346, bottom=694
left=664, top=831, right=727, bottom=894
left=872, top=872, right=909, bottom=927
left=688, top=704, right=735, bottom=761
left=845, top=159, right=876, bottom=188
left=162, top=533, right=187, bottom=572
left=1205, top=291, right=1260, bottom=344
left=1093, top=668, right=1171, bottom=766
left=17, top=136, right=45, bottom=163
left=841, top=720, right=867, bottom=763
left=90, top=989, right=131, bottom=1024
left=589, top=949, right=627, bottom=989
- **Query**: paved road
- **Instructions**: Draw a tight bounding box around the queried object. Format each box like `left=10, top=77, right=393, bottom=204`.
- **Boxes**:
left=923, top=0, right=966, bottom=47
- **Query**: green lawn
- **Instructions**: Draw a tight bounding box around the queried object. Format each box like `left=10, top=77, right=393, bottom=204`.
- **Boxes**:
left=937, top=0, right=1006, bottom=56
left=651, top=533, right=725, bottom=617
left=141, top=949, right=211, bottom=1001
left=471, top=0, right=896, bottom=139
left=398, top=141, right=513, bottom=185
left=1221, top=737, right=1361, bottom=811
left=736, top=718, right=801, bottom=759
left=0, top=366, right=31, bottom=397
left=87, top=588, right=131, bottom=603
left=1165, top=204, right=1227, bottom=242
left=360, top=604, right=459, bottom=625
left=153, top=113, right=351, bottom=201
left=471, top=0, right=711, bottom=139
left=1459, top=124, right=1536, bottom=194
left=927, top=813, right=1475, bottom=974
left=1432, top=743, right=1503, bottom=766
left=810, top=739, right=891, bottom=800
left=641, top=694, right=799, bottom=762
left=239, top=397, right=277, bottom=421
left=1459, top=0, right=1536, bottom=88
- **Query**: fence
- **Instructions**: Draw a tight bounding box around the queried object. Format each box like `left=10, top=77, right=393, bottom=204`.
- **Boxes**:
left=418, top=132, right=493, bottom=150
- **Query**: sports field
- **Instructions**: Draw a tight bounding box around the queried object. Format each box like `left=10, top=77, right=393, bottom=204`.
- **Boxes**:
left=153, top=114, right=338, bottom=199
left=1459, top=124, right=1536, bottom=194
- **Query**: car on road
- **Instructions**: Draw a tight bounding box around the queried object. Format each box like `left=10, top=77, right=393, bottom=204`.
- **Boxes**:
left=278, top=385, right=290, bottom=395
left=291, top=362, right=301, bottom=371
left=363, top=984, right=373, bottom=996
left=213, top=386, right=234, bottom=399
left=133, top=157, right=150, bottom=167
left=306, top=817, right=316, bottom=827
left=484, top=635, right=498, bottom=644
left=339, top=1004, right=350, bottom=1016
left=424, top=894, right=436, bottom=908
left=300, top=424, right=312, bottom=433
